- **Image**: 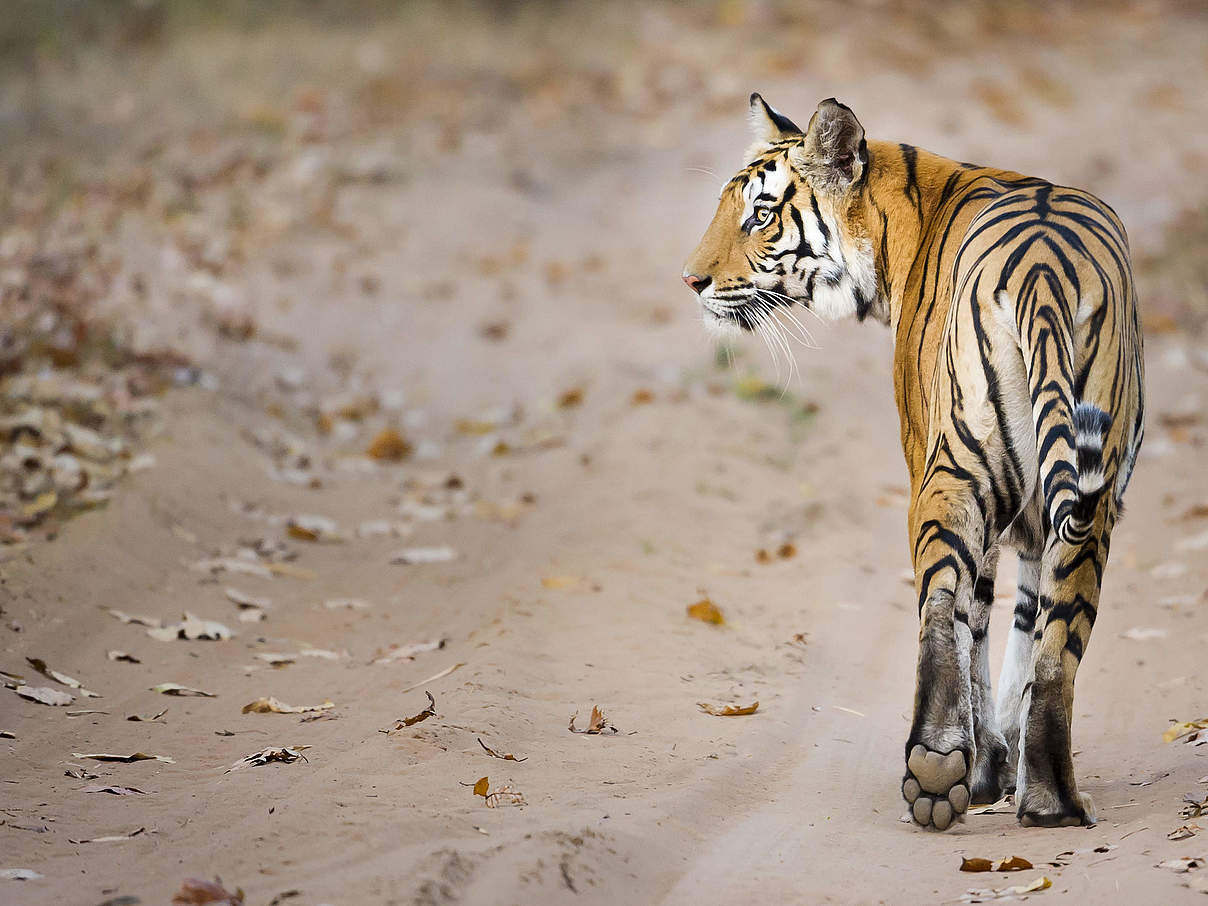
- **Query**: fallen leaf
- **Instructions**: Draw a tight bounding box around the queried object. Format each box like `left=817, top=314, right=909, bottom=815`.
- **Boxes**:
left=541, top=575, right=580, bottom=590
left=66, top=709, right=110, bottom=717
left=127, top=708, right=168, bottom=722
left=227, top=746, right=310, bottom=771
left=478, top=737, right=528, bottom=762
left=172, top=877, right=245, bottom=905
left=557, top=387, right=584, bottom=408
left=370, top=638, right=446, bottom=664
left=473, top=776, right=490, bottom=797
left=1170, top=825, right=1201, bottom=841
left=64, top=765, right=100, bottom=780
left=254, top=653, right=296, bottom=667
left=960, top=875, right=1051, bottom=901
left=191, top=558, right=273, bottom=580
left=366, top=427, right=413, bottom=462
left=107, top=651, right=141, bottom=664
left=72, top=751, right=175, bottom=764
left=1120, top=626, right=1167, bottom=641
left=286, top=514, right=347, bottom=543
left=152, top=683, right=216, bottom=697
left=698, top=701, right=759, bottom=716
left=0, top=730, right=14, bottom=739
left=26, top=657, right=101, bottom=697
left=147, top=613, right=233, bottom=642
left=242, top=697, right=334, bottom=715
left=380, top=691, right=436, bottom=731
left=224, top=587, right=271, bottom=612
left=80, top=784, right=148, bottom=796
left=105, top=609, right=163, bottom=627
left=238, top=608, right=266, bottom=623
left=961, top=858, right=995, bottom=873
left=14, top=685, right=74, bottom=706
left=70, top=827, right=147, bottom=844
left=630, top=388, right=654, bottom=405
left=401, top=661, right=465, bottom=693
left=687, top=597, right=725, bottom=625
left=968, top=795, right=1015, bottom=815
left=1166, top=719, right=1208, bottom=743
left=391, top=546, right=457, bottom=564
left=486, top=786, right=526, bottom=808
left=0, top=869, right=43, bottom=880
left=1157, top=856, right=1207, bottom=872
left=569, top=705, right=617, bottom=734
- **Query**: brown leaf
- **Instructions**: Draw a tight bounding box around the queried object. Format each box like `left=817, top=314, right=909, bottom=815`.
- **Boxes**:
left=995, top=856, right=1033, bottom=872
left=25, top=657, right=101, bottom=697
left=697, top=701, right=759, bottom=717
left=961, top=858, right=994, bottom=873
left=478, top=737, right=528, bottom=762
left=152, top=682, right=216, bottom=697
left=242, top=697, right=335, bottom=715
left=569, top=705, right=617, bottom=734
left=473, top=776, right=490, bottom=797
left=557, top=387, right=584, bottom=408
left=1165, top=718, right=1208, bottom=743
left=366, top=427, right=413, bottom=462
left=687, top=597, right=724, bottom=625
left=380, top=692, right=436, bottom=732
left=107, top=650, right=141, bottom=664
left=172, top=877, right=245, bottom=905
left=69, top=826, right=147, bottom=844
left=630, top=388, right=654, bottom=405
left=1169, top=824, right=1201, bottom=841
left=126, top=708, right=168, bottom=722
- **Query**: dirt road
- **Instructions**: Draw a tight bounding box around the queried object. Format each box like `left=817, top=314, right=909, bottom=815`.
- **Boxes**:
left=4, top=4, right=1208, bottom=904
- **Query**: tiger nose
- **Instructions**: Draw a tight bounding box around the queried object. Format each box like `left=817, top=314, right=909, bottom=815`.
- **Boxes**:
left=682, top=273, right=711, bottom=294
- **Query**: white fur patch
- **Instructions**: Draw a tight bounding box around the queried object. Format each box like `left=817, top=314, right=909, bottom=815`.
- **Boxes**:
left=1077, top=467, right=1106, bottom=495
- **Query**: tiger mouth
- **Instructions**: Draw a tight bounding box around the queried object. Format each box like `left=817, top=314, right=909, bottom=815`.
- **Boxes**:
left=701, top=298, right=761, bottom=331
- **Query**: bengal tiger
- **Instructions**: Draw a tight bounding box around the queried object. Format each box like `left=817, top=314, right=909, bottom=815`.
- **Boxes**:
left=682, top=95, right=1144, bottom=830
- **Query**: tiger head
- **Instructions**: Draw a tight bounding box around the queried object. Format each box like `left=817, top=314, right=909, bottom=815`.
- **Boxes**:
left=683, top=95, right=884, bottom=335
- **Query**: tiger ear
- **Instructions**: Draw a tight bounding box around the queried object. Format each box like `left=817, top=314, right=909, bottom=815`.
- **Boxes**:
left=792, top=98, right=866, bottom=190
left=746, top=93, right=802, bottom=157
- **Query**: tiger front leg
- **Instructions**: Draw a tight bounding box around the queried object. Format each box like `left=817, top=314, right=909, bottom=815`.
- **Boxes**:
left=900, top=508, right=984, bottom=831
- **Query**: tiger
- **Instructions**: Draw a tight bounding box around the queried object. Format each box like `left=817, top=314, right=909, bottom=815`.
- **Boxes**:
left=682, top=95, right=1144, bottom=830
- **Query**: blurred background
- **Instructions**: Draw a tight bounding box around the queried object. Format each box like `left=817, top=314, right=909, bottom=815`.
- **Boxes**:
left=4, top=3, right=1208, bottom=904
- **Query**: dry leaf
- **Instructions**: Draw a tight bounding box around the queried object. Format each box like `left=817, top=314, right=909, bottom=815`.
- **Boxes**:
left=541, top=575, right=580, bottom=590
left=172, top=877, right=245, bottom=905
left=401, top=661, right=465, bottom=693
left=66, top=709, right=110, bottom=717
left=64, top=765, right=100, bottom=780
left=960, top=875, right=1051, bottom=901
left=391, top=546, right=457, bottom=564
left=127, top=708, right=168, bottom=722
left=478, top=737, right=528, bottom=762
left=80, top=784, right=148, bottom=796
left=968, top=795, right=1015, bottom=815
left=191, top=557, right=274, bottom=579
left=366, top=427, right=413, bottom=461
left=630, top=388, right=654, bottom=405
left=107, top=650, right=140, bottom=664
left=1157, top=856, right=1207, bottom=873
left=106, top=609, right=163, bottom=627
left=486, top=786, right=527, bottom=808
left=380, top=691, right=436, bottom=732
left=0, top=869, right=42, bottom=880
left=473, top=776, right=490, bottom=797
left=995, top=857, right=1033, bottom=872
left=286, top=514, right=347, bottom=543
left=961, top=858, right=994, bottom=873
left=687, top=597, right=725, bottom=625
left=242, top=697, right=334, bottom=715
left=1167, top=719, right=1208, bottom=743
left=698, top=701, right=759, bottom=716
left=224, top=587, right=271, bottom=611
left=152, top=683, right=216, bottom=697
left=1170, top=825, right=1201, bottom=841
left=147, top=613, right=233, bottom=642
left=238, top=608, right=266, bottom=624
left=14, top=685, right=74, bottom=706
left=0, top=730, right=14, bottom=739
left=26, top=657, right=101, bottom=697
left=227, top=745, right=310, bottom=771
left=569, top=705, right=617, bottom=734
left=370, top=638, right=446, bottom=664
left=69, top=827, right=146, bottom=844
left=557, top=387, right=584, bottom=408
left=254, top=653, right=296, bottom=667
left=72, top=751, right=175, bottom=764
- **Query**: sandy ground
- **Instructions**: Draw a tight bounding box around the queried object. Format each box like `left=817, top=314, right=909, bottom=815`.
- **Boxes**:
left=4, top=4, right=1208, bottom=904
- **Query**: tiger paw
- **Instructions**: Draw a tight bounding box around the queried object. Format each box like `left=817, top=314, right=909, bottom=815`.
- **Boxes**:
left=902, top=744, right=970, bottom=831
left=1018, top=789, right=1096, bottom=827
left=970, top=728, right=1011, bottom=804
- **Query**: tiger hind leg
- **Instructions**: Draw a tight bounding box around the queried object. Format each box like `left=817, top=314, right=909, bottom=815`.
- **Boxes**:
left=1015, top=529, right=1107, bottom=827
left=968, top=548, right=1010, bottom=803
left=994, top=549, right=1041, bottom=796
left=901, top=494, right=986, bottom=831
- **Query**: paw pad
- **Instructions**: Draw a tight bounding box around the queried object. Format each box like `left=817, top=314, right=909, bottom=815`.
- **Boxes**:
left=902, top=744, right=970, bottom=831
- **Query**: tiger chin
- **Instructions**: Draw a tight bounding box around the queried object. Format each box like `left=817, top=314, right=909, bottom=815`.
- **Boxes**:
left=684, top=95, right=1144, bottom=831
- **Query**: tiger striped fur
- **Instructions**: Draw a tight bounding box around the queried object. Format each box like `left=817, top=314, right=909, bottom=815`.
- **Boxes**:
left=682, top=96, right=1145, bottom=831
